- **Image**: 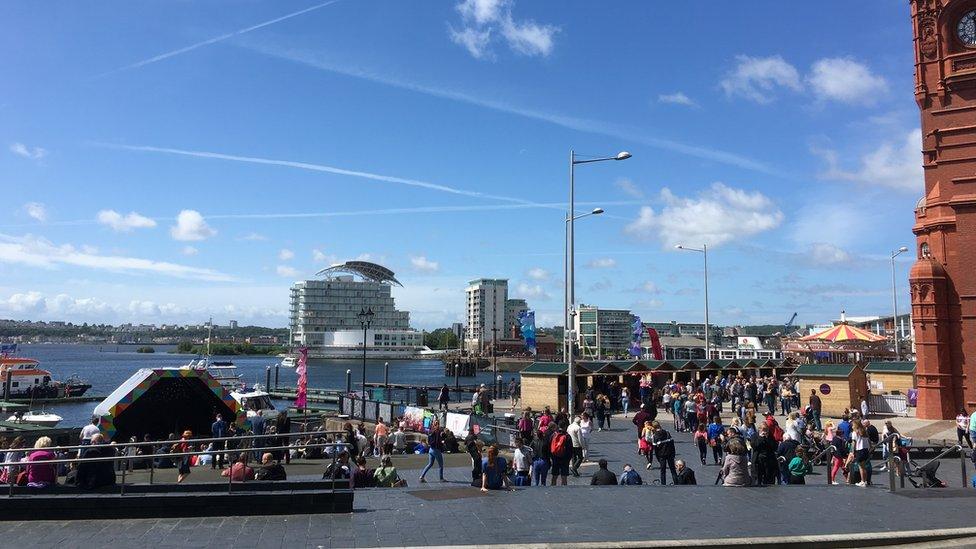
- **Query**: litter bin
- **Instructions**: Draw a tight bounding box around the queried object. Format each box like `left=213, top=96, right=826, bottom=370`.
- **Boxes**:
left=416, top=387, right=429, bottom=407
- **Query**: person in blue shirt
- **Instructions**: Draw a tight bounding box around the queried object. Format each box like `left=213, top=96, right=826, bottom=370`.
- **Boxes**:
left=481, top=444, right=512, bottom=491
left=707, top=416, right=725, bottom=465
left=211, top=414, right=227, bottom=469
left=836, top=414, right=852, bottom=442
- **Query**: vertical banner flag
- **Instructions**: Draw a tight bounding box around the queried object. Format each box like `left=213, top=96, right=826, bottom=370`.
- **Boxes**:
left=646, top=327, right=664, bottom=360
left=295, top=347, right=308, bottom=409
left=629, top=316, right=643, bottom=357
left=518, top=310, right=537, bottom=356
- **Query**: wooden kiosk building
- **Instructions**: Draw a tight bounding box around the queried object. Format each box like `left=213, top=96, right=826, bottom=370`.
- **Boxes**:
left=793, top=363, right=868, bottom=418
left=520, top=359, right=795, bottom=412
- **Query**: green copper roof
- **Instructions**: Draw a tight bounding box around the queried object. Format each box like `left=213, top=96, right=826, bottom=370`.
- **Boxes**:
left=864, top=361, right=916, bottom=373
left=521, top=362, right=568, bottom=375
left=793, top=363, right=858, bottom=378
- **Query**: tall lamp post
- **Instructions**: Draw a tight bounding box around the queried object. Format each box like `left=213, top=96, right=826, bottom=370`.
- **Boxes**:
left=675, top=244, right=710, bottom=360
left=358, top=307, right=374, bottom=405
left=891, top=246, right=909, bottom=360
left=566, top=149, right=631, bottom=412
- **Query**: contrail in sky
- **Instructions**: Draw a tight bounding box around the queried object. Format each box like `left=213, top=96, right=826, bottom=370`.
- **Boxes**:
left=237, top=41, right=790, bottom=178
left=96, top=143, right=551, bottom=207
left=93, top=0, right=340, bottom=78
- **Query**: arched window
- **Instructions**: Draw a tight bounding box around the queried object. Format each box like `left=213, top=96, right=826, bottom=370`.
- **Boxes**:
left=921, top=242, right=931, bottom=258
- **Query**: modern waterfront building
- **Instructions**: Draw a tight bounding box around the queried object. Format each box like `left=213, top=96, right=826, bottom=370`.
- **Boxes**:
left=288, top=261, right=424, bottom=359
left=575, top=305, right=636, bottom=359
left=505, top=299, right=528, bottom=338
left=464, top=279, right=508, bottom=353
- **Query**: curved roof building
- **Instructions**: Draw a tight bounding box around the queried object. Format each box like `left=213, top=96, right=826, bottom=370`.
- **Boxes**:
left=315, top=261, right=403, bottom=287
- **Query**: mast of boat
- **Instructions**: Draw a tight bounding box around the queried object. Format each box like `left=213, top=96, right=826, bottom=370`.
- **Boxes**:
left=206, top=316, right=213, bottom=366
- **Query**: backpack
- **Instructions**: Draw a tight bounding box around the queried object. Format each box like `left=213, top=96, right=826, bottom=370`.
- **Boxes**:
left=550, top=432, right=570, bottom=458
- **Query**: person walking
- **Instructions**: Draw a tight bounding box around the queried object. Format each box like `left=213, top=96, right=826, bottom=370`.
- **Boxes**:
left=578, top=413, right=593, bottom=464
left=693, top=423, right=708, bottom=466
left=567, top=416, right=584, bottom=477
left=851, top=419, right=871, bottom=487
left=957, top=409, right=973, bottom=449
left=809, top=389, right=823, bottom=431
left=707, top=416, right=725, bottom=465
left=651, top=421, right=677, bottom=485
left=512, top=437, right=533, bottom=486
left=548, top=424, right=571, bottom=486
left=530, top=427, right=551, bottom=486
left=633, top=405, right=652, bottom=452
left=621, top=386, right=631, bottom=416
left=753, top=423, right=779, bottom=486
left=173, top=430, right=193, bottom=483
left=419, top=421, right=445, bottom=483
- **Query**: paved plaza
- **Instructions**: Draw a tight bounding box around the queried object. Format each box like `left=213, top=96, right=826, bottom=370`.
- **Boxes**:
left=6, top=410, right=976, bottom=548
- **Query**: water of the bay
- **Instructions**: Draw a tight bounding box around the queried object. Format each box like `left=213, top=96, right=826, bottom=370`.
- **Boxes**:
left=11, top=344, right=499, bottom=427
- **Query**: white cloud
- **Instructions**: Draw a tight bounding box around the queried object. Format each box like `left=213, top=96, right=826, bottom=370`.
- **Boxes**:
left=814, top=129, right=922, bottom=192
left=527, top=267, right=549, bottom=280
left=181, top=246, right=199, bottom=256
left=449, top=27, right=493, bottom=59
left=615, top=178, right=644, bottom=199
left=624, top=182, right=783, bottom=248
left=312, top=249, right=337, bottom=264
left=10, top=142, right=47, bottom=160
left=170, top=209, right=216, bottom=241
left=96, top=210, right=157, bottom=232
left=808, top=243, right=852, bottom=265
left=0, top=232, right=234, bottom=281
left=276, top=265, right=300, bottom=278
left=450, top=0, right=557, bottom=59
left=278, top=248, right=295, bottom=261
left=410, top=256, right=440, bottom=273
left=515, top=282, right=550, bottom=300
left=658, top=92, right=696, bottom=107
left=636, top=281, right=661, bottom=294
left=23, top=202, right=47, bottom=222
left=239, top=232, right=268, bottom=241
left=586, top=258, right=617, bottom=269
left=721, top=55, right=801, bottom=103
left=807, top=57, right=887, bottom=105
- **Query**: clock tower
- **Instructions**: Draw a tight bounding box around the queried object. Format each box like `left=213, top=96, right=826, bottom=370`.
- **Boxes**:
left=909, top=0, right=976, bottom=419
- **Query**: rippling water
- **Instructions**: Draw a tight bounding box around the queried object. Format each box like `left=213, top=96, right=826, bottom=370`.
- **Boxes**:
left=11, top=344, right=499, bottom=427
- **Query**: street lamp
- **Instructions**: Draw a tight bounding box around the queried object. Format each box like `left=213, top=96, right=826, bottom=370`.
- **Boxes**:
left=675, top=244, right=710, bottom=360
left=357, top=306, right=374, bottom=405
left=891, top=246, right=909, bottom=360
left=566, top=149, right=630, bottom=412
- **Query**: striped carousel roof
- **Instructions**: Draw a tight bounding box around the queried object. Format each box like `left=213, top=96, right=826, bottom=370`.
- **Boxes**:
left=799, top=323, right=886, bottom=343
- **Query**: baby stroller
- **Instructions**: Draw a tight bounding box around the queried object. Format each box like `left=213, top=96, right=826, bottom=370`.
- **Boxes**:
left=905, top=459, right=946, bottom=488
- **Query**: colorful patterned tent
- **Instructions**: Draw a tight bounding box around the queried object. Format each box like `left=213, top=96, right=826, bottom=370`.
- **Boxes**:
left=799, top=324, right=887, bottom=343
left=94, top=367, right=243, bottom=441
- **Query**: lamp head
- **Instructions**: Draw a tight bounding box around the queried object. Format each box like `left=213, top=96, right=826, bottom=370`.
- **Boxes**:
left=592, top=208, right=604, bottom=215
left=898, top=246, right=909, bottom=253
left=674, top=245, right=684, bottom=250
left=615, top=151, right=632, bottom=161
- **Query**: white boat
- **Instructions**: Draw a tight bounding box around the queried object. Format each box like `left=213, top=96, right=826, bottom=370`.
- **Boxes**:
left=182, top=358, right=243, bottom=391
left=279, top=356, right=297, bottom=368
left=7, top=410, right=63, bottom=427
left=230, top=385, right=277, bottom=418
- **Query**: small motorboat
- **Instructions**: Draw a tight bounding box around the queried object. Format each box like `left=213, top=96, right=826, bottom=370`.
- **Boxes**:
left=279, top=356, right=297, bottom=368
left=7, top=410, right=63, bottom=427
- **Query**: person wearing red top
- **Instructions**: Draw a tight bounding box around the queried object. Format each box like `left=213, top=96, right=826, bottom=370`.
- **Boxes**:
left=221, top=453, right=256, bottom=481
left=173, top=430, right=194, bottom=483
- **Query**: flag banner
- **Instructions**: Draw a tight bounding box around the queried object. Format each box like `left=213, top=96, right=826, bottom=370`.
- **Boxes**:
left=0, top=344, right=16, bottom=357
left=629, top=316, right=643, bottom=357
left=646, top=327, right=664, bottom=360
left=518, top=310, right=537, bottom=356
left=295, top=347, right=308, bottom=409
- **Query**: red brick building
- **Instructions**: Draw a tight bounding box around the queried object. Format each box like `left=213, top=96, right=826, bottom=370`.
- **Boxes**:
left=909, top=0, right=976, bottom=419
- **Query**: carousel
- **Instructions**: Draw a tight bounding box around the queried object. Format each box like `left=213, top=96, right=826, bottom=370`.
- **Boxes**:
left=782, top=313, right=890, bottom=364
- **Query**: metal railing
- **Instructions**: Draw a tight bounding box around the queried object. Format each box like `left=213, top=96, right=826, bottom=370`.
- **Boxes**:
left=0, top=431, right=352, bottom=498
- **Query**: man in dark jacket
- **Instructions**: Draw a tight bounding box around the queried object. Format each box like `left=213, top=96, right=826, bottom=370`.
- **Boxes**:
left=77, top=434, right=117, bottom=490
left=651, top=422, right=677, bottom=485
left=590, top=459, right=617, bottom=485
left=776, top=438, right=800, bottom=485
left=255, top=452, right=287, bottom=481
left=673, top=459, right=697, bottom=485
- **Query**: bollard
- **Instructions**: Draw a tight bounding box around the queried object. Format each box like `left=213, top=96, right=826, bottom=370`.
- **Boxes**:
left=274, top=363, right=280, bottom=390
left=888, top=455, right=896, bottom=492
left=346, top=369, right=352, bottom=395
left=265, top=366, right=271, bottom=391
left=961, top=447, right=968, bottom=488
left=384, top=362, right=390, bottom=389
left=455, top=364, right=461, bottom=403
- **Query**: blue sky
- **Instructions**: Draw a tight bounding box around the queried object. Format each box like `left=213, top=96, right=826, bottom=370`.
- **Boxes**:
left=1, top=0, right=922, bottom=330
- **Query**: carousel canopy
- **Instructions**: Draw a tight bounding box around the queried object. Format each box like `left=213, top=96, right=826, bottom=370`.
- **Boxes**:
left=799, top=324, right=886, bottom=343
